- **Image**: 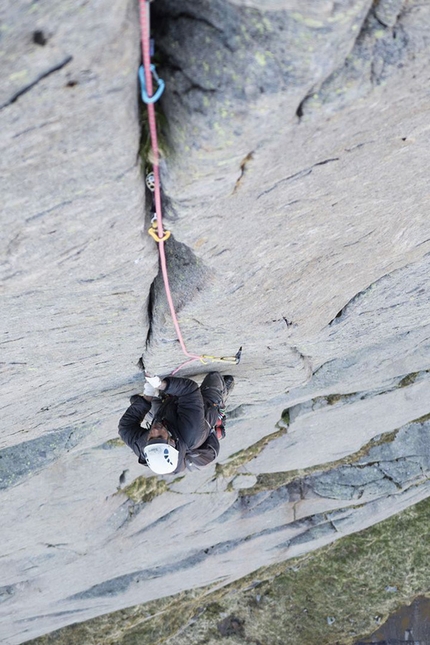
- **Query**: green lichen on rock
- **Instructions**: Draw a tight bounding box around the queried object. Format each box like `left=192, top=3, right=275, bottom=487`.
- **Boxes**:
left=215, top=426, right=289, bottom=480
left=413, top=411, right=430, bottom=424
left=104, top=437, right=124, bottom=448
left=240, top=427, right=400, bottom=497
left=311, top=391, right=359, bottom=409
left=397, top=372, right=419, bottom=388
left=326, top=392, right=345, bottom=405
left=121, top=475, right=168, bottom=503
left=139, top=100, right=170, bottom=172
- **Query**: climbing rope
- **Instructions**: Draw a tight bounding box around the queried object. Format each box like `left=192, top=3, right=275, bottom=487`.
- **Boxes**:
left=138, top=0, right=241, bottom=375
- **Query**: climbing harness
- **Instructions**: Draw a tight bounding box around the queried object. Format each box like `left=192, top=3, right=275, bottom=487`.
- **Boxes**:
left=138, top=0, right=241, bottom=375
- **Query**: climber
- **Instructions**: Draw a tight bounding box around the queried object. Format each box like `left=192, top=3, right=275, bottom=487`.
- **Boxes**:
left=118, top=372, right=234, bottom=475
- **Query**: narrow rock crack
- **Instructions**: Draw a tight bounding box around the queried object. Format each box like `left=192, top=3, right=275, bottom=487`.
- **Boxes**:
left=0, top=55, right=73, bottom=110
left=257, top=158, right=339, bottom=199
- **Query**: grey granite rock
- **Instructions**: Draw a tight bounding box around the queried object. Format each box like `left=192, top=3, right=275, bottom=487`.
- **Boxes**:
left=2, top=0, right=430, bottom=642
left=0, top=425, right=87, bottom=489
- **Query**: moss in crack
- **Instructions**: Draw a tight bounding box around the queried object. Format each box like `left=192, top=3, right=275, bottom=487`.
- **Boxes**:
left=397, top=372, right=419, bottom=388
left=326, top=393, right=343, bottom=405
left=215, top=426, right=289, bottom=480
left=287, top=370, right=430, bottom=423
left=104, top=437, right=124, bottom=448
left=121, top=475, right=168, bottom=503
left=413, top=411, right=430, bottom=424
left=240, top=428, right=400, bottom=497
left=312, top=391, right=359, bottom=408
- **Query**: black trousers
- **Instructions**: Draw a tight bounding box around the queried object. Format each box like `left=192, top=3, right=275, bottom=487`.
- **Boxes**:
left=200, top=371, right=227, bottom=429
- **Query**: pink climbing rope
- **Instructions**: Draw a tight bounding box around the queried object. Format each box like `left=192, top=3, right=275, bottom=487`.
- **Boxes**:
left=139, top=1, right=202, bottom=371
left=138, top=1, right=241, bottom=375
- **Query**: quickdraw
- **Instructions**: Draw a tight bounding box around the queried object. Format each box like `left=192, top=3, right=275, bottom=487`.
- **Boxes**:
left=200, top=347, right=243, bottom=366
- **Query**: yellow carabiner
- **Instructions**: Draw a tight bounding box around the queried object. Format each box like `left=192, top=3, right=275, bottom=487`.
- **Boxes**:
left=148, top=227, right=171, bottom=243
left=199, top=346, right=242, bottom=366
left=199, top=355, right=217, bottom=364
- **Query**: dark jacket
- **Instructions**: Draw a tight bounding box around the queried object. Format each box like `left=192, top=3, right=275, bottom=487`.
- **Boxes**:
left=118, top=377, right=220, bottom=474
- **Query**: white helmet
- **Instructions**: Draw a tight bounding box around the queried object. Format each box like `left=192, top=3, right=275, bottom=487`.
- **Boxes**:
left=143, top=442, right=179, bottom=474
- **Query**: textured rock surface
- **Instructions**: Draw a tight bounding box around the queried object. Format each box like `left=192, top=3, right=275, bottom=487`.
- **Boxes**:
left=1, top=0, right=430, bottom=643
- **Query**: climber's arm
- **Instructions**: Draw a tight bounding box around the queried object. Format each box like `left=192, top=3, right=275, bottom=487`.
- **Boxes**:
left=118, top=395, right=151, bottom=457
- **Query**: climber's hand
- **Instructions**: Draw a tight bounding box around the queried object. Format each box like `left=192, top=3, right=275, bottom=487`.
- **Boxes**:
left=145, top=375, right=163, bottom=389
left=143, top=382, right=158, bottom=398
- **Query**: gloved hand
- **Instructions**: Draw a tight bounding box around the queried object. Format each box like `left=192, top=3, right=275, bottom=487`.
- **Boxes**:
left=143, top=381, right=158, bottom=397
left=145, top=375, right=162, bottom=389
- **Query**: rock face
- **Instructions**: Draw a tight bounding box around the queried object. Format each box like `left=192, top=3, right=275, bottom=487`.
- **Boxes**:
left=1, top=0, right=430, bottom=643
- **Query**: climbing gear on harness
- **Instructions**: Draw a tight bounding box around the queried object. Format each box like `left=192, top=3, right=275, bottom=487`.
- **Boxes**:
left=138, top=0, right=242, bottom=375
left=212, top=375, right=234, bottom=439
left=144, top=442, right=179, bottom=474
left=214, top=413, right=226, bottom=440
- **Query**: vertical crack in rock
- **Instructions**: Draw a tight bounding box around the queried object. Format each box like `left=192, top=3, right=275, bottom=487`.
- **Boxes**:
left=378, top=467, right=407, bottom=490
left=145, top=278, right=156, bottom=349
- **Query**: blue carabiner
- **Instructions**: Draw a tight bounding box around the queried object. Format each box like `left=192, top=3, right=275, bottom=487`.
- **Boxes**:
left=139, top=64, right=165, bottom=104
